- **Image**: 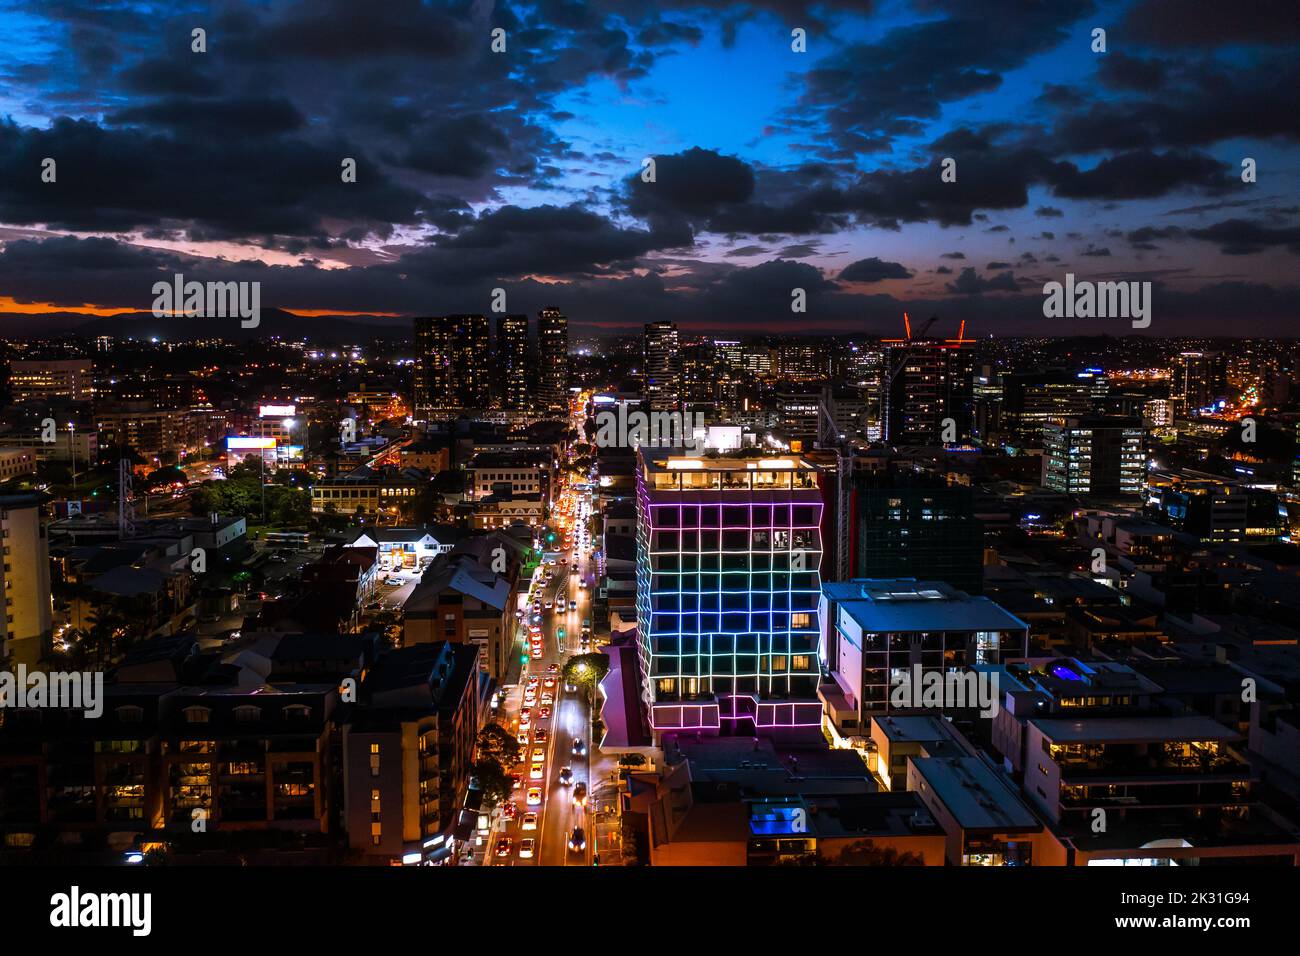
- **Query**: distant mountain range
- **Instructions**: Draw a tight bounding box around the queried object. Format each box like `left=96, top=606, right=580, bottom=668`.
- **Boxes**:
left=0, top=308, right=412, bottom=342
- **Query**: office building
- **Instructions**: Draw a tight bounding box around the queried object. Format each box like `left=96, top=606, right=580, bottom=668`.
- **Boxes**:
left=0, top=493, right=52, bottom=666
left=776, top=342, right=829, bottom=381
left=851, top=472, right=984, bottom=594
left=1041, top=415, right=1144, bottom=497
left=8, top=358, right=94, bottom=403
left=881, top=335, right=974, bottom=445
left=643, top=321, right=681, bottom=412
left=536, top=307, right=569, bottom=414
left=495, top=314, right=531, bottom=412
left=413, top=314, right=492, bottom=416
left=635, top=451, right=825, bottom=741
left=818, top=579, right=1028, bottom=736
left=1000, top=370, right=1103, bottom=447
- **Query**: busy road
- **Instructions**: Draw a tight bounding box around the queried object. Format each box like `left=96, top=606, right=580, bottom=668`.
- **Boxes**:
left=488, top=457, right=599, bottom=866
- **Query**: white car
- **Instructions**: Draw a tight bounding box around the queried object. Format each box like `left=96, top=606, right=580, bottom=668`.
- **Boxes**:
left=530, top=763, right=544, bottom=779
left=519, top=838, right=536, bottom=859
left=522, top=812, right=538, bottom=831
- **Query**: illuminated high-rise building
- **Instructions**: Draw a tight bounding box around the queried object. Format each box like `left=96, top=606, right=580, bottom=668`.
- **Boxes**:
left=643, top=321, right=681, bottom=411
left=413, top=314, right=491, bottom=417
left=635, top=450, right=825, bottom=741
left=0, top=493, right=52, bottom=667
left=1174, top=351, right=1227, bottom=415
left=1041, top=415, right=1145, bottom=497
left=881, top=322, right=975, bottom=445
left=495, top=314, right=531, bottom=412
left=1000, top=369, right=1103, bottom=446
left=537, top=308, right=569, bottom=414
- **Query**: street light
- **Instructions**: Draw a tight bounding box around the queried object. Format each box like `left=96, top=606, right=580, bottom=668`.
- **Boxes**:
left=67, top=422, right=77, bottom=491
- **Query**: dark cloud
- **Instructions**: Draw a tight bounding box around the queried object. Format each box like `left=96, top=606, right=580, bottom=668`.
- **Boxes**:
left=1047, top=150, right=1231, bottom=200
left=111, top=96, right=306, bottom=137
left=0, top=116, right=431, bottom=241
left=1096, top=51, right=1168, bottom=91
left=1053, top=57, right=1300, bottom=153
left=1123, top=0, right=1300, bottom=47
left=794, top=0, right=1096, bottom=156
left=946, top=267, right=1021, bottom=295
left=838, top=257, right=912, bottom=282
left=1186, top=219, right=1300, bottom=255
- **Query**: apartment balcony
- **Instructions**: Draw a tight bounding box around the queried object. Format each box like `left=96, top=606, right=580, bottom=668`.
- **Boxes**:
left=1056, top=756, right=1252, bottom=782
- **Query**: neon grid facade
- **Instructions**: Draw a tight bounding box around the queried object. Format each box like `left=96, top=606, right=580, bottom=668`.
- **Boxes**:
left=635, top=452, right=826, bottom=737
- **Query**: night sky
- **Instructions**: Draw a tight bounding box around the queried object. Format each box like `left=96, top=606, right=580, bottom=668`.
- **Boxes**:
left=0, top=0, right=1296, bottom=336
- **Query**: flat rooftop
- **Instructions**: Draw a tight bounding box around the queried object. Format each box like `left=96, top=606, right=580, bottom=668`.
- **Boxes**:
left=909, top=756, right=1040, bottom=832
left=1031, top=715, right=1241, bottom=744
left=641, top=455, right=817, bottom=473
left=828, top=578, right=1028, bottom=634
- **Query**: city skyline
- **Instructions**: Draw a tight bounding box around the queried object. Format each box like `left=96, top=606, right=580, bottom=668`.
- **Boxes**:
left=0, top=0, right=1295, bottom=338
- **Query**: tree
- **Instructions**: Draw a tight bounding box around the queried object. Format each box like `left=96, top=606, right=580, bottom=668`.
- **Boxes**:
left=830, top=840, right=926, bottom=866
left=562, top=652, right=609, bottom=692
left=617, top=753, right=647, bottom=768
left=472, top=758, right=513, bottom=808
left=144, top=466, right=187, bottom=490
left=477, top=723, right=522, bottom=766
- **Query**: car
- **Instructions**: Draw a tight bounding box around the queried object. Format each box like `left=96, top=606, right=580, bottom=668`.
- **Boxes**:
left=538, top=706, right=551, bottom=718
left=559, top=766, right=573, bottom=786
left=516, top=730, right=529, bottom=745
left=522, top=812, right=538, bottom=831
left=526, top=787, right=542, bottom=806
left=527, top=675, right=540, bottom=686
left=543, top=600, right=553, bottom=609
left=510, top=774, right=522, bottom=791
left=531, top=647, right=543, bottom=659
left=572, top=738, right=586, bottom=757
left=543, top=678, right=556, bottom=689
left=541, top=691, right=554, bottom=704
left=501, top=802, right=517, bottom=820
left=547, top=664, right=559, bottom=674
left=531, top=747, right=545, bottom=762
left=533, top=728, right=548, bottom=743
left=582, top=619, right=591, bottom=629
left=495, top=838, right=514, bottom=858
left=519, top=838, right=536, bottom=859
left=364, top=601, right=382, bottom=611
left=530, top=763, right=544, bottom=779
left=567, top=827, right=586, bottom=852
left=569, top=600, right=577, bottom=611
left=572, top=782, right=588, bottom=806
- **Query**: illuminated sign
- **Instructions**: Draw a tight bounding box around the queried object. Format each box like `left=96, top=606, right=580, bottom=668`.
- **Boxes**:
left=227, top=436, right=276, bottom=450
left=259, top=404, right=296, bottom=417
